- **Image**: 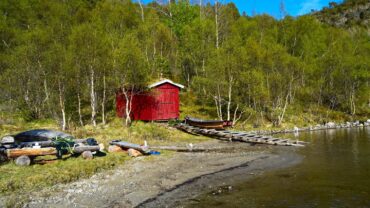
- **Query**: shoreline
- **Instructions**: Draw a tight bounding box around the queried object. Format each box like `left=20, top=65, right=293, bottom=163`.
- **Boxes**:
left=1, top=141, right=302, bottom=208
left=138, top=148, right=302, bottom=208
left=248, top=120, right=370, bottom=136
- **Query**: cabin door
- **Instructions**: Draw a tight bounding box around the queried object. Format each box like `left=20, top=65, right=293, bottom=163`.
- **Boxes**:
left=157, top=88, right=177, bottom=120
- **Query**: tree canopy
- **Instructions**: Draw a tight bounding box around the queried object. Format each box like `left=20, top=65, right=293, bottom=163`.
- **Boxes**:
left=0, top=0, right=368, bottom=128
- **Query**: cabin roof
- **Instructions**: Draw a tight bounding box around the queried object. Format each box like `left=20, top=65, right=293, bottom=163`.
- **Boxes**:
left=148, top=79, right=185, bottom=89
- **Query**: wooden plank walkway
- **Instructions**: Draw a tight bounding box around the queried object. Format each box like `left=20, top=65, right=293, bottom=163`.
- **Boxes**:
left=175, top=123, right=307, bottom=147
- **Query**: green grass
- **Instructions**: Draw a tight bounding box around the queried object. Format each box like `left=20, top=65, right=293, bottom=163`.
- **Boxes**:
left=0, top=153, right=128, bottom=194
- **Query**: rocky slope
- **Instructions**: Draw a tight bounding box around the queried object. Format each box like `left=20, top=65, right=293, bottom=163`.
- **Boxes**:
left=313, top=0, right=369, bottom=28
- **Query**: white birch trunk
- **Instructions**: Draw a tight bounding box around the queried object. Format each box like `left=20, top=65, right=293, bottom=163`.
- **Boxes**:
left=199, top=0, right=202, bottom=18
left=215, top=0, right=219, bottom=49
left=101, top=74, right=106, bottom=125
left=350, top=87, right=356, bottom=115
left=58, top=80, right=66, bottom=131
left=217, top=84, right=223, bottom=120
left=122, top=88, right=132, bottom=126
left=214, top=96, right=220, bottom=120
left=232, top=104, right=245, bottom=126
left=277, top=79, right=292, bottom=126
left=227, top=76, right=233, bottom=121
left=90, top=66, right=97, bottom=127
left=277, top=92, right=289, bottom=126
left=78, top=92, right=84, bottom=126
left=138, top=0, right=145, bottom=22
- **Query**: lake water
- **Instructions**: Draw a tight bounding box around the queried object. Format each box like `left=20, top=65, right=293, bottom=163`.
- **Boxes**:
left=187, top=127, right=370, bottom=208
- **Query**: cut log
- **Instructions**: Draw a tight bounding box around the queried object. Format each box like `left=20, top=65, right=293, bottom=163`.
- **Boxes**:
left=108, top=145, right=125, bottom=153
left=6, top=147, right=57, bottom=158
left=81, top=151, right=93, bottom=160
left=15, top=155, right=31, bottom=166
left=72, top=145, right=100, bottom=154
left=128, top=148, right=143, bottom=157
left=110, top=140, right=149, bottom=154
left=19, top=138, right=92, bottom=148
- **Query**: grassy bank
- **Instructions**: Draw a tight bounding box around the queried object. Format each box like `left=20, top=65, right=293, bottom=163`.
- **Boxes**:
left=180, top=102, right=368, bottom=131
left=0, top=153, right=127, bottom=194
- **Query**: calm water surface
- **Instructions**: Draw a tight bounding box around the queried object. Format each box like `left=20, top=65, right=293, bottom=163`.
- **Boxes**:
left=188, top=127, right=370, bottom=208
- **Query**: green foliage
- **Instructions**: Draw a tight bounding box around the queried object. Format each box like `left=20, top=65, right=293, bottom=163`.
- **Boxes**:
left=0, top=0, right=368, bottom=128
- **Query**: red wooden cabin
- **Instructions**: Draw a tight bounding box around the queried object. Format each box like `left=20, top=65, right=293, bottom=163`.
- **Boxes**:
left=116, top=79, right=184, bottom=121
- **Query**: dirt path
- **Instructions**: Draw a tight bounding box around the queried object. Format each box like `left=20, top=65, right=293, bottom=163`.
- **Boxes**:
left=2, top=141, right=301, bottom=208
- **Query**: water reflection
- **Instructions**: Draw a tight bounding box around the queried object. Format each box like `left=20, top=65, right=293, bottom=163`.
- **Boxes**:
left=188, top=127, right=370, bottom=208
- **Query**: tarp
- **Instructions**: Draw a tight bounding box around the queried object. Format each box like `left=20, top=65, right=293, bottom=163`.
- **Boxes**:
left=13, top=129, right=74, bottom=142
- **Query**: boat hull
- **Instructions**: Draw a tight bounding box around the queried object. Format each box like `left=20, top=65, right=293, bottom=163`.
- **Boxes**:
left=185, top=117, right=232, bottom=129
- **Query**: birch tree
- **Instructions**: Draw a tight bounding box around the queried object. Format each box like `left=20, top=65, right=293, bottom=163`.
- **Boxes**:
left=114, top=34, right=149, bottom=126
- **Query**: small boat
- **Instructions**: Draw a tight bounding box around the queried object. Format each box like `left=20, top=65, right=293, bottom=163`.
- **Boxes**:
left=184, top=116, right=233, bottom=129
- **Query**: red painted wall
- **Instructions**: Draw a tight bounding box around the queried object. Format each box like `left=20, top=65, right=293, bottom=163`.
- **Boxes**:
left=116, top=83, right=180, bottom=121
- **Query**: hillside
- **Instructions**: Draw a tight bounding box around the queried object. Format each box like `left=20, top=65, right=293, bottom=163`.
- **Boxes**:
left=313, top=0, right=370, bottom=27
left=0, top=0, right=369, bottom=130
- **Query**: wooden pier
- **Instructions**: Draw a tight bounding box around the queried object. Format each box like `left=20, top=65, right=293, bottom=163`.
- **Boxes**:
left=175, top=123, right=307, bottom=147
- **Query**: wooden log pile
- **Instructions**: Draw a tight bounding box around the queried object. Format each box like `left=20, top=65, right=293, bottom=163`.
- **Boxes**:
left=0, top=129, right=107, bottom=166
left=1, top=140, right=104, bottom=166
left=175, top=123, right=307, bottom=147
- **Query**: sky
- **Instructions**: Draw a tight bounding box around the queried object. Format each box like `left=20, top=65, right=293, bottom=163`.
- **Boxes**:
left=229, top=0, right=344, bottom=18
left=141, top=0, right=344, bottom=19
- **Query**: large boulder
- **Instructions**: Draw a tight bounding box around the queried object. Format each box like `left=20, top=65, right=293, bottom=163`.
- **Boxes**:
left=326, top=122, right=336, bottom=128
left=128, top=148, right=143, bottom=157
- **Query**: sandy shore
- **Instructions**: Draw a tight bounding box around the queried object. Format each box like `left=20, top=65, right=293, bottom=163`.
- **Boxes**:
left=1, top=141, right=302, bottom=208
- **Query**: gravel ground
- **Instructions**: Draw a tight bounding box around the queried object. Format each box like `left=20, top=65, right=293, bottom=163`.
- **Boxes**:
left=0, top=141, right=302, bottom=208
